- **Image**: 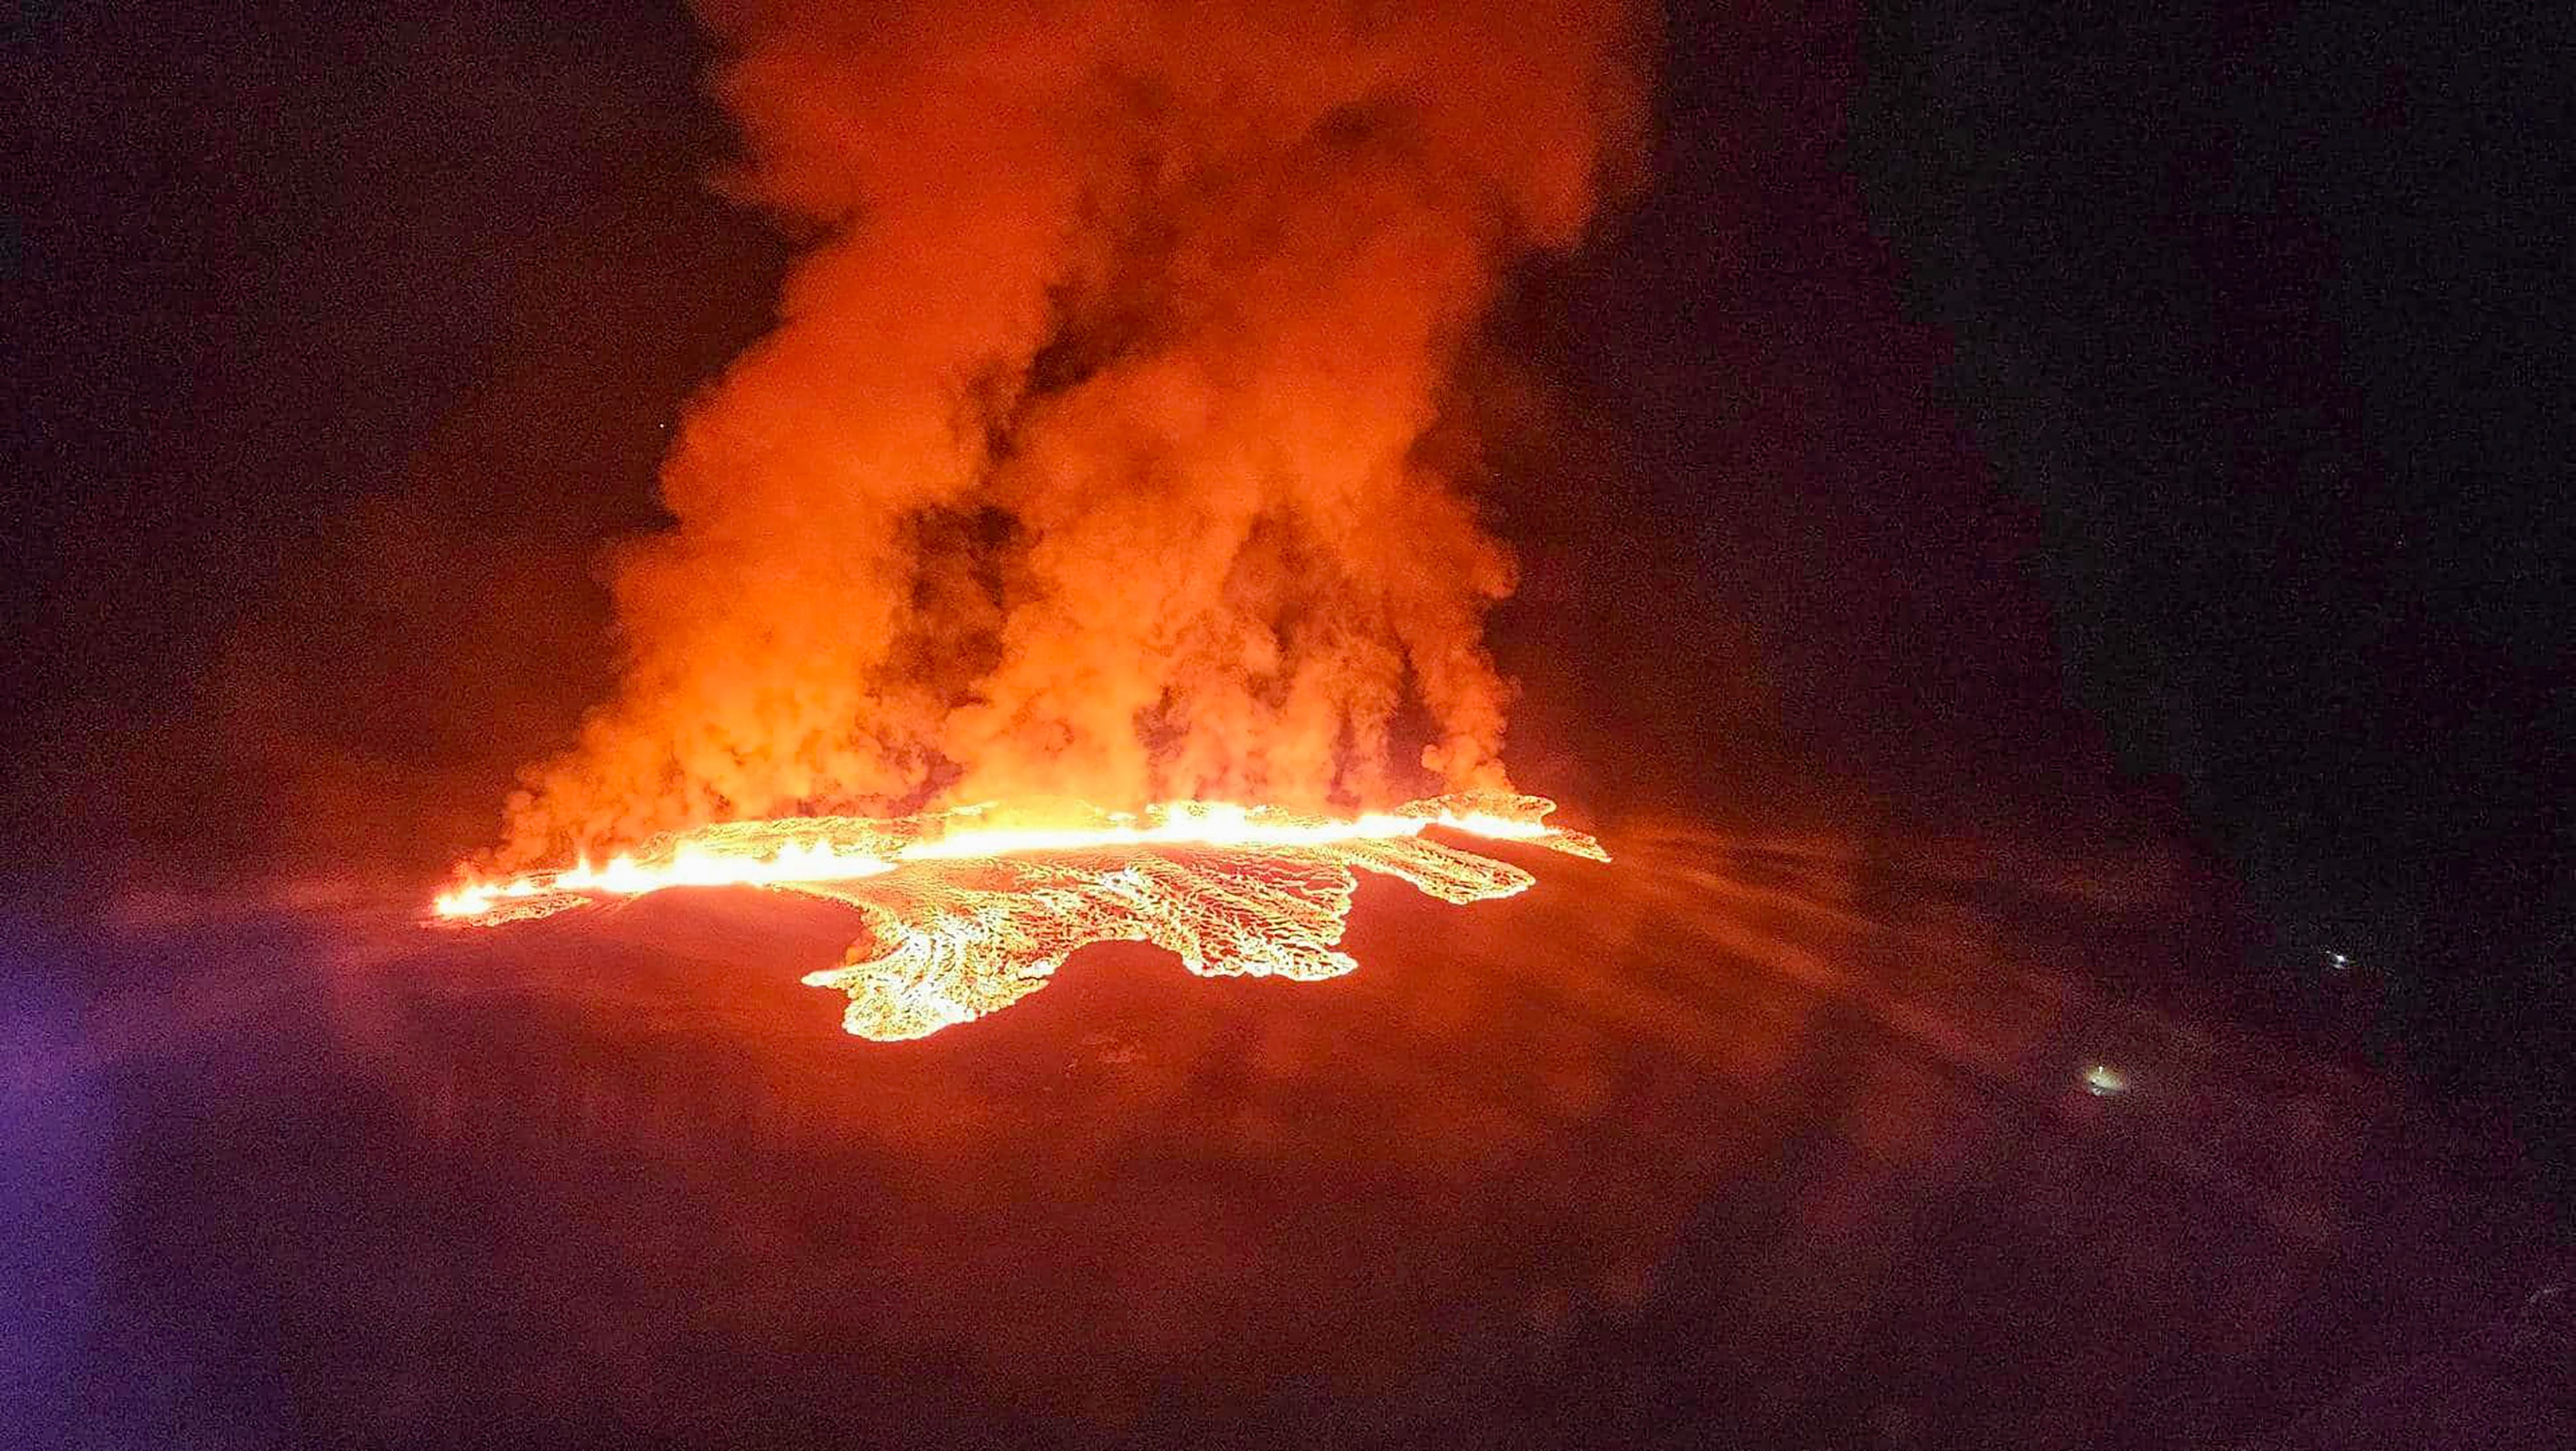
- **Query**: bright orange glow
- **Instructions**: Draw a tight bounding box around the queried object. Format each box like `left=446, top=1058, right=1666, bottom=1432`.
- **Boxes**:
left=484, top=3, right=1652, bottom=858
left=432, top=792, right=1604, bottom=1039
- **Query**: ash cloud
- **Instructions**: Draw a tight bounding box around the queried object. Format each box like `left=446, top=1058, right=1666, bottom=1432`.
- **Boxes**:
left=502, top=0, right=1650, bottom=862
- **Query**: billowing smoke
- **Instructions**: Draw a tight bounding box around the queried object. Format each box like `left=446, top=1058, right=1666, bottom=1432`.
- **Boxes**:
left=500, top=0, right=1650, bottom=863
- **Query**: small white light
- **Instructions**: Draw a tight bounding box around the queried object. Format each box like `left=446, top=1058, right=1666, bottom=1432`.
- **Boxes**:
left=2327, top=951, right=2351, bottom=972
left=2082, top=1063, right=2129, bottom=1097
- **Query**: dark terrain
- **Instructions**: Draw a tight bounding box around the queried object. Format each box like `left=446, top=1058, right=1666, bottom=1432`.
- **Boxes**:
left=8, top=822, right=2561, bottom=1449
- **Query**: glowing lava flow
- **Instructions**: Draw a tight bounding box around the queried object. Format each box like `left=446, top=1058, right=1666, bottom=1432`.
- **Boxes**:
left=430, top=793, right=1605, bottom=1040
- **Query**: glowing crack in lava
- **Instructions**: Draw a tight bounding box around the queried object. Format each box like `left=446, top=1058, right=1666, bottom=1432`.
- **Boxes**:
left=431, top=793, right=1604, bottom=1040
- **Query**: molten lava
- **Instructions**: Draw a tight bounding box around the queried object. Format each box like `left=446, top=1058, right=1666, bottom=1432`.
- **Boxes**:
left=432, top=793, right=1604, bottom=1040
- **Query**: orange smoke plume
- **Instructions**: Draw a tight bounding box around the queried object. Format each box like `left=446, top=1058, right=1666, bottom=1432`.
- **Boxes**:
left=498, top=1, right=1651, bottom=864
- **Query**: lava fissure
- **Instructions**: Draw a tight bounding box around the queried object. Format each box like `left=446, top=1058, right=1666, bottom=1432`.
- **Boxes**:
left=434, top=792, right=1604, bottom=1040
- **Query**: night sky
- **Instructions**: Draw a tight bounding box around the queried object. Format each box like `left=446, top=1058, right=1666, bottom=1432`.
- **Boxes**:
left=1849, top=3, right=2572, bottom=1175
left=8, top=5, right=2570, bottom=1181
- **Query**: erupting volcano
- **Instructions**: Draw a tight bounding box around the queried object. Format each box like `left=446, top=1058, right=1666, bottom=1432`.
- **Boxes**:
left=433, top=0, right=1646, bottom=1035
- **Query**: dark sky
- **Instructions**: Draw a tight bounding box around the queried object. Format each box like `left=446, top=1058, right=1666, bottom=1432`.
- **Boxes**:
left=8, top=3, right=787, bottom=870
left=7, top=5, right=2569, bottom=1163
left=1847, top=2, right=2571, bottom=1151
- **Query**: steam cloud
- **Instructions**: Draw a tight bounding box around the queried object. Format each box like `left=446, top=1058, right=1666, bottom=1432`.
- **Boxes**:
left=501, top=0, right=1650, bottom=863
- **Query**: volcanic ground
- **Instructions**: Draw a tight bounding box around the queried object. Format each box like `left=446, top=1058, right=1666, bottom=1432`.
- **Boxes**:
left=7, top=822, right=2563, bottom=1449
